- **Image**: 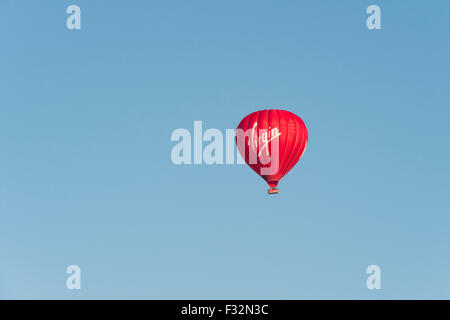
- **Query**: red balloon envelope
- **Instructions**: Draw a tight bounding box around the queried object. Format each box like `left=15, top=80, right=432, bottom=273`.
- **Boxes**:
left=235, top=109, right=308, bottom=194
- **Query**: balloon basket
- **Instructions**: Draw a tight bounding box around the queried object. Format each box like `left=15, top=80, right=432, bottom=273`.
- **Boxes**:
left=268, top=188, right=279, bottom=195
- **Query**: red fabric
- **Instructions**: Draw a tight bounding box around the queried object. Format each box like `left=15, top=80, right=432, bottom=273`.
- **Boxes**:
left=235, top=109, right=308, bottom=188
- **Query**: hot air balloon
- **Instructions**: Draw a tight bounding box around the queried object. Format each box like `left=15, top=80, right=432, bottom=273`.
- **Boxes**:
left=235, top=109, right=308, bottom=194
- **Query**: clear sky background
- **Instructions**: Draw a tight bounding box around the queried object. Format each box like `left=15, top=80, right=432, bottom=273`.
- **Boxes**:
left=1, top=0, right=449, bottom=299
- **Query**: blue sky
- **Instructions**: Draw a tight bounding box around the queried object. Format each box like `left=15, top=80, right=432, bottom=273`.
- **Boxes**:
left=1, top=0, right=450, bottom=299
